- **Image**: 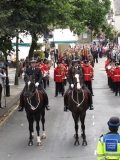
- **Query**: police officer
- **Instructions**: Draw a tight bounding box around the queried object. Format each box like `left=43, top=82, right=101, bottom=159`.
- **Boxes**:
left=113, top=62, right=120, bottom=96
left=96, top=116, right=120, bottom=160
left=18, top=57, right=50, bottom=111
left=64, top=57, right=93, bottom=111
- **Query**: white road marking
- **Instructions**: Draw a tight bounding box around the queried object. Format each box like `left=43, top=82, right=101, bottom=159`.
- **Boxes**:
left=94, top=150, right=96, bottom=155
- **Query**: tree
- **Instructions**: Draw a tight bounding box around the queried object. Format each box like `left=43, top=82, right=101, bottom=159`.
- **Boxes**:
left=0, top=0, right=111, bottom=64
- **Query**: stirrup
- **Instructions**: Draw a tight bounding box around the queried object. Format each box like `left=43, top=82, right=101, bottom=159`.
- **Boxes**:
left=18, top=106, right=24, bottom=112
left=89, top=105, right=94, bottom=110
left=46, top=105, right=50, bottom=110
left=64, top=106, right=69, bottom=112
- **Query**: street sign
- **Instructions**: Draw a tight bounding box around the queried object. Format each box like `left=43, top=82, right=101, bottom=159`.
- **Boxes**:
left=83, top=32, right=87, bottom=39
left=43, top=38, right=49, bottom=44
left=44, top=34, right=53, bottom=39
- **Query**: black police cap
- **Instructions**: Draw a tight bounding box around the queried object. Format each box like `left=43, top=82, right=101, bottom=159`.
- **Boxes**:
left=108, top=117, right=120, bottom=127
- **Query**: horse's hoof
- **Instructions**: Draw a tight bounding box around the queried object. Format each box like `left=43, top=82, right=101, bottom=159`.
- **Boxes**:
left=74, top=141, right=80, bottom=146
left=28, top=141, right=33, bottom=146
left=37, top=142, right=42, bottom=146
left=82, top=141, right=87, bottom=146
left=41, top=135, right=46, bottom=139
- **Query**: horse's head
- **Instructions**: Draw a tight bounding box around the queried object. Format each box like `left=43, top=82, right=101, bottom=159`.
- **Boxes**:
left=73, top=69, right=83, bottom=91
left=24, top=74, right=36, bottom=98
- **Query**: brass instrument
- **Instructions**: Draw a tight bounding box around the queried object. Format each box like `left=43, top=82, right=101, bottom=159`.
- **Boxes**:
left=107, top=65, right=112, bottom=70
left=43, top=71, right=49, bottom=81
left=61, top=66, right=65, bottom=77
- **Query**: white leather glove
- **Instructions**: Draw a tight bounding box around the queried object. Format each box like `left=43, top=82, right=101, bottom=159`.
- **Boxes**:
left=71, top=84, right=74, bottom=88
left=35, top=82, right=39, bottom=87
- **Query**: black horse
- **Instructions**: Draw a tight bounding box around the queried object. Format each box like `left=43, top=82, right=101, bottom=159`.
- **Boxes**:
left=23, top=74, right=46, bottom=146
left=68, top=70, right=90, bottom=146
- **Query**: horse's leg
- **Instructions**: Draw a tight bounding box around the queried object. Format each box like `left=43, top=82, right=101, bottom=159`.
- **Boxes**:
left=72, top=113, right=79, bottom=146
left=41, top=109, right=46, bottom=139
left=27, top=115, right=34, bottom=146
left=80, top=112, right=87, bottom=146
left=35, top=114, right=42, bottom=146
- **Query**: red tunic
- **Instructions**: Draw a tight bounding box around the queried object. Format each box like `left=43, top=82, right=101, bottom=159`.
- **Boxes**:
left=83, top=65, right=93, bottom=81
left=113, top=67, right=120, bottom=82
left=38, top=64, right=45, bottom=75
left=54, top=67, right=63, bottom=82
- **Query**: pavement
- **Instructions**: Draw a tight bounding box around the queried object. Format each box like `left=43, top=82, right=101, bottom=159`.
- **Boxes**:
left=0, top=56, right=106, bottom=119
left=0, top=69, right=24, bottom=118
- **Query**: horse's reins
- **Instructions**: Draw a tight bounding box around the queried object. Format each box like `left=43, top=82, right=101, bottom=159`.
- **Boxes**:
left=27, top=89, right=40, bottom=110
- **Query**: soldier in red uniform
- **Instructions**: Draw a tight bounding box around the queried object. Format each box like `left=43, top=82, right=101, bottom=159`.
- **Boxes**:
left=105, top=57, right=113, bottom=87
left=83, top=59, right=94, bottom=96
left=42, top=59, right=50, bottom=89
left=37, top=59, right=45, bottom=76
left=61, top=59, right=67, bottom=86
left=54, top=61, right=64, bottom=97
left=44, top=59, right=50, bottom=87
left=113, top=62, right=120, bottom=96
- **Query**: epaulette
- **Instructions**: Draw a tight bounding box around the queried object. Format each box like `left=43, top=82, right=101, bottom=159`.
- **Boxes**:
left=100, top=134, right=103, bottom=138
left=99, top=134, right=104, bottom=142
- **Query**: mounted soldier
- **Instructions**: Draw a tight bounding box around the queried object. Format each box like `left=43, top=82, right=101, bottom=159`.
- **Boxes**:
left=64, top=57, right=93, bottom=111
left=18, top=57, right=50, bottom=111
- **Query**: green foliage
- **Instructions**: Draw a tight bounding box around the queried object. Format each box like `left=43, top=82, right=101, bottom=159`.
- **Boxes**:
left=0, top=0, right=111, bottom=52
left=36, top=43, right=44, bottom=50
left=117, top=32, right=120, bottom=37
left=33, top=50, right=45, bottom=59
left=0, top=36, right=14, bottom=55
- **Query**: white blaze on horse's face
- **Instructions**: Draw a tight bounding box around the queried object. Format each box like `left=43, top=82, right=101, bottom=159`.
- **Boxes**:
left=75, top=74, right=81, bottom=90
left=28, top=81, right=31, bottom=87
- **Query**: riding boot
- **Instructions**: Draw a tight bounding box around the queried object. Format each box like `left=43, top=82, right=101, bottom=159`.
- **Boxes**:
left=88, top=94, right=94, bottom=110
left=38, top=84, right=50, bottom=111
left=18, top=93, right=24, bottom=111
left=89, top=104, right=94, bottom=110
left=64, top=89, right=70, bottom=112
left=42, top=90, right=50, bottom=110
left=84, top=86, right=94, bottom=110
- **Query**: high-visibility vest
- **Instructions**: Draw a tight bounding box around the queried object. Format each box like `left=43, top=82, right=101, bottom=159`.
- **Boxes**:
left=96, top=133, right=120, bottom=160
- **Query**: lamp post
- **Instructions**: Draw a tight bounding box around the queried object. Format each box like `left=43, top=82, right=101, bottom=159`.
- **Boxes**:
left=5, top=53, right=10, bottom=97
left=111, top=19, right=115, bottom=28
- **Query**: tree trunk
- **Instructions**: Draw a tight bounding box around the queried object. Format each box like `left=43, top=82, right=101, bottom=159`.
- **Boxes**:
left=14, top=34, right=19, bottom=85
left=91, top=30, right=93, bottom=42
left=28, top=33, right=38, bottom=59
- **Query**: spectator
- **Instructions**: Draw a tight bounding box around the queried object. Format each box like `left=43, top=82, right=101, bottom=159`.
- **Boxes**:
left=18, top=60, right=23, bottom=78
left=98, top=45, right=102, bottom=58
left=23, top=56, right=29, bottom=71
left=44, top=48, right=49, bottom=59
left=12, top=54, right=16, bottom=68
left=93, top=46, right=98, bottom=63
left=0, top=59, right=4, bottom=72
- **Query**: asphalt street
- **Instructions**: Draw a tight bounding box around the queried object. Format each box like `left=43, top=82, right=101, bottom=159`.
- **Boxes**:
left=0, top=57, right=120, bottom=160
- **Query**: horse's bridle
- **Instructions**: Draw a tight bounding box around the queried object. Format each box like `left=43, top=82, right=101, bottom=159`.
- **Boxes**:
left=72, top=73, right=85, bottom=107
left=27, top=89, right=40, bottom=111
left=25, top=77, right=40, bottom=110
left=71, top=88, right=85, bottom=107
